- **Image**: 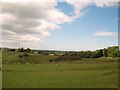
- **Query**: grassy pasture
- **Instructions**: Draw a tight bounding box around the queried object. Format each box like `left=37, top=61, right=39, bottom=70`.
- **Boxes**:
left=2, top=63, right=118, bottom=88
left=2, top=50, right=119, bottom=88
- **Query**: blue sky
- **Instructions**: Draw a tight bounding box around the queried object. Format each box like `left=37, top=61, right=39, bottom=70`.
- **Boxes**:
left=1, top=1, right=118, bottom=51
left=41, top=2, right=118, bottom=51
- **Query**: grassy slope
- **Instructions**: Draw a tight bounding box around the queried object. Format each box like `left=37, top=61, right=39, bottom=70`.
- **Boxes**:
left=2, top=50, right=20, bottom=63
left=2, top=63, right=118, bottom=88
left=2, top=50, right=55, bottom=64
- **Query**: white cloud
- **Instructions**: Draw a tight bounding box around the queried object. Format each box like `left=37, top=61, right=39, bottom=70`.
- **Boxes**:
left=1, top=0, right=91, bottom=48
left=94, top=2, right=118, bottom=7
left=80, top=37, right=100, bottom=41
left=65, top=0, right=91, bottom=19
left=1, top=1, right=72, bottom=47
left=93, top=31, right=118, bottom=37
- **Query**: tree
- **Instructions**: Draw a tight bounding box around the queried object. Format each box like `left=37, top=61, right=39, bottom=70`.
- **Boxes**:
left=90, top=50, right=103, bottom=58
left=26, top=48, right=31, bottom=53
left=96, top=49, right=103, bottom=57
left=102, top=48, right=107, bottom=57
left=84, top=51, right=92, bottom=58
left=107, top=46, right=119, bottom=58
left=91, top=51, right=97, bottom=58
left=18, top=47, right=24, bottom=52
left=78, top=51, right=85, bottom=58
left=10, top=49, right=16, bottom=52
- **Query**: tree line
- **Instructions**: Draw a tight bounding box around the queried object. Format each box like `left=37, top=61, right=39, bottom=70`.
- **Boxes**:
left=51, top=46, right=120, bottom=61
left=8, top=46, right=120, bottom=59
left=67, top=46, right=120, bottom=58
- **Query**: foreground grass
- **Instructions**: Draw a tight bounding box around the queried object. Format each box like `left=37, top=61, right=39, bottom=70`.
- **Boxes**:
left=2, top=63, right=118, bottom=88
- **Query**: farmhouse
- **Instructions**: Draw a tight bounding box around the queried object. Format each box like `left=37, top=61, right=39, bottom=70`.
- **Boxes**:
left=49, top=54, right=55, bottom=56
left=33, top=51, right=38, bottom=54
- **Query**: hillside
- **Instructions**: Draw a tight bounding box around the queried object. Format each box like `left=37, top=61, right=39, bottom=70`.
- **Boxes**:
left=2, top=50, right=118, bottom=64
left=2, top=50, right=56, bottom=64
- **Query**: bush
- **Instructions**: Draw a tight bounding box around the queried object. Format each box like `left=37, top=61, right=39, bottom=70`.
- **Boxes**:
left=18, top=53, right=29, bottom=58
left=52, top=55, right=82, bottom=62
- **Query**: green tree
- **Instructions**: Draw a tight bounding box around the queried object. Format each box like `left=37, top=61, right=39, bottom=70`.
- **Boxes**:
left=91, top=50, right=103, bottom=58
left=107, top=46, right=119, bottom=58
left=25, top=48, right=31, bottom=53
left=102, top=48, right=107, bottom=57
left=18, top=47, right=24, bottom=52
left=78, top=51, right=85, bottom=58
left=84, top=51, right=92, bottom=58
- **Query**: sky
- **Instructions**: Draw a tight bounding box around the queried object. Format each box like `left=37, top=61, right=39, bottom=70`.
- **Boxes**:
left=0, top=0, right=118, bottom=51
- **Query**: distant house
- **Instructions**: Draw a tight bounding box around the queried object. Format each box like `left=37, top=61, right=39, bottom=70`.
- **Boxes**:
left=57, top=53, right=63, bottom=56
left=49, top=54, right=55, bottom=56
left=33, top=51, right=38, bottom=54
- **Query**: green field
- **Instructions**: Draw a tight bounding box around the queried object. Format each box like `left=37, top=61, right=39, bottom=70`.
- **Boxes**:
left=2, top=63, right=118, bottom=88
left=2, top=50, right=119, bottom=88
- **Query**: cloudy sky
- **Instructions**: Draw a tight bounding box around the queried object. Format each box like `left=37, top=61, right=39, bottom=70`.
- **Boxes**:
left=1, top=0, right=118, bottom=51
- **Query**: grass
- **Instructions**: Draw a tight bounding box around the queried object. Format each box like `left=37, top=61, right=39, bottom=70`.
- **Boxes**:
left=2, top=63, right=118, bottom=88
left=2, top=50, right=55, bottom=64
left=2, top=50, right=119, bottom=88
left=2, top=50, right=21, bottom=63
